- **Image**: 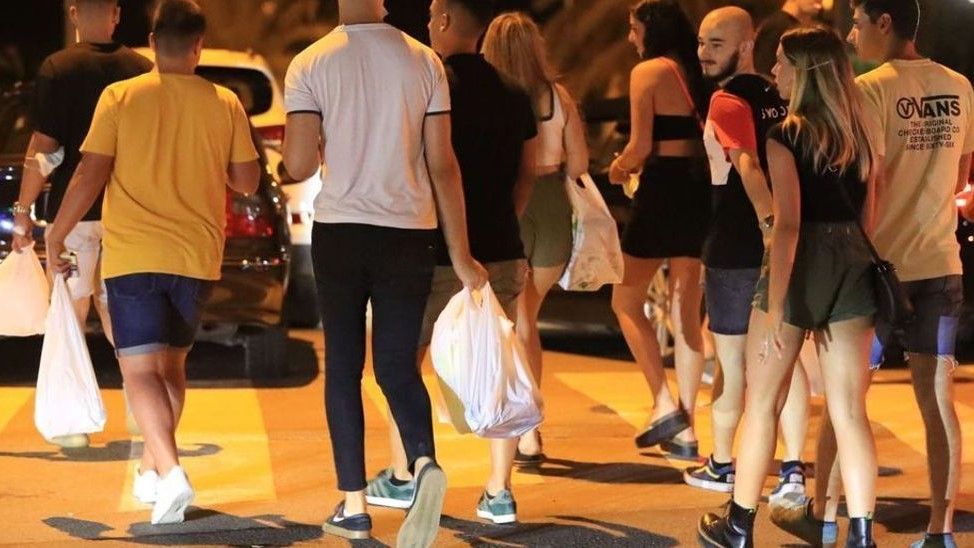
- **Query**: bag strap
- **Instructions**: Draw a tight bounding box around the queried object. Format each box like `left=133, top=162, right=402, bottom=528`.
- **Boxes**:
left=659, top=57, right=705, bottom=131
left=829, top=165, right=884, bottom=265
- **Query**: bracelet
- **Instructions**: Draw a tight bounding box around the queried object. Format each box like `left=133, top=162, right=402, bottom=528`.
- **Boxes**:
left=11, top=201, right=30, bottom=215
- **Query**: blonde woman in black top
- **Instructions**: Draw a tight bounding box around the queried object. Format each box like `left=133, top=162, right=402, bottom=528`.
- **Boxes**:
left=699, top=27, right=879, bottom=548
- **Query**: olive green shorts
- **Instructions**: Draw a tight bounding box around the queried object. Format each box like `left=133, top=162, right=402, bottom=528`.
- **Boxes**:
left=520, top=171, right=573, bottom=268
left=754, top=222, right=876, bottom=330
left=418, top=259, right=528, bottom=347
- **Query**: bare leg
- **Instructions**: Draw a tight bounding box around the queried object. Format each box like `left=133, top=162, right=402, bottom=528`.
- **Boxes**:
left=123, top=351, right=180, bottom=477
left=908, top=352, right=961, bottom=534
left=515, top=264, right=564, bottom=455
left=139, top=348, right=191, bottom=474
left=778, top=364, right=810, bottom=462
left=732, top=308, right=806, bottom=508
left=611, top=255, right=680, bottom=426
left=812, top=410, right=843, bottom=522
left=814, top=317, right=876, bottom=518
left=486, top=438, right=518, bottom=494
left=710, top=333, right=746, bottom=463
left=668, top=258, right=705, bottom=443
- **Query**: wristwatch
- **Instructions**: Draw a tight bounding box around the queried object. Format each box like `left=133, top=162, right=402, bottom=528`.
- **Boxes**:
left=11, top=201, right=30, bottom=216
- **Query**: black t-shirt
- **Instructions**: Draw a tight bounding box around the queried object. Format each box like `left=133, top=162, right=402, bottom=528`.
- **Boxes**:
left=754, top=11, right=800, bottom=77
left=436, top=54, right=537, bottom=265
left=31, top=42, right=153, bottom=222
left=766, top=123, right=867, bottom=223
left=703, top=74, right=788, bottom=269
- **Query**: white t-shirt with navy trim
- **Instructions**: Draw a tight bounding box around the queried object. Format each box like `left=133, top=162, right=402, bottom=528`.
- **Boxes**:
left=284, top=23, right=451, bottom=230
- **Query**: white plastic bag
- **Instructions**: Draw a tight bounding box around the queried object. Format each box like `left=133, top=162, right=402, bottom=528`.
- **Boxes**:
left=430, top=283, right=543, bottom=438
left=0, top=247, right=49, bottom=336
left=558, top=173, right=625, bottom=291
left=34, top=275, right=106, bottom=440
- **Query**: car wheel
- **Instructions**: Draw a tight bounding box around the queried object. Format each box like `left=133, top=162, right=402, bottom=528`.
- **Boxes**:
left=284, top=272, right=320, bottom=327
left=240, top=325, right=289, bottom=379
left=284, top=244, right=320, bottom=328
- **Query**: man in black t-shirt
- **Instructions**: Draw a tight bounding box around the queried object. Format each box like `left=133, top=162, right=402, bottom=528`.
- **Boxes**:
left=753, top=0, right=822, bottom=76
left=364, top=0, right=538, bottom=526
left=691, top=4, right=808, bottom=511
left=10, top=0, right=152, bottom=448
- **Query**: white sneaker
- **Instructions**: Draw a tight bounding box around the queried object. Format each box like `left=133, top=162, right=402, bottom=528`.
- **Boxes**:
left=48, top=434, right=90, bottom=448
left=133, top=467, right=159, bottom=504
left=151, top=466, right=194, bottom=525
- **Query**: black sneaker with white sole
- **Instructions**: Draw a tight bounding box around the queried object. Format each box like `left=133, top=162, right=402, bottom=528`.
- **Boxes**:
left=322, top=501, right=372, bottom=540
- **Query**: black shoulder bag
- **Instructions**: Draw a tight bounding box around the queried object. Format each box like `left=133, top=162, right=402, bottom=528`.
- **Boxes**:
left=832, top=170, right=915, bottom=329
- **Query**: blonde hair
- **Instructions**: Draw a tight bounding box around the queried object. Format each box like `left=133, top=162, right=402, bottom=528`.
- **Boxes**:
left=481, top=12, right=555, bottom=106
left=780, top=27, right=873, bottom=180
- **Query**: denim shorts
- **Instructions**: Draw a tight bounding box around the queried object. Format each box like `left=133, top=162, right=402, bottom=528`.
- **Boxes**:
left=871, top=275, right=963, bottom=366
left=105, top=273, right=212, bottom=357
left=705, top=267, right=761, bottom=336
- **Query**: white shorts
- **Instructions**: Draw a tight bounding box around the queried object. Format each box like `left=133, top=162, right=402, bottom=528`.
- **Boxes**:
left=44, top=221, right=107, bottom=304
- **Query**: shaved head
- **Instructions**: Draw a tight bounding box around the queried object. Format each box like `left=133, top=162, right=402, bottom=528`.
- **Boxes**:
left=697, top=7, right=756, bottom=84
left=699, top=7, right=754, bottom=44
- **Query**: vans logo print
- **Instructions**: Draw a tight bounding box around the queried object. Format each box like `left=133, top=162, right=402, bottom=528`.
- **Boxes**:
left=896, top=95, right=961, bottom=119
left=895, top=95, right=965, bottom=152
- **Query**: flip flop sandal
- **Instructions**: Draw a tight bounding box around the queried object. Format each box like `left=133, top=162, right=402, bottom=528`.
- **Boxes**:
left=660, top=438, right=701, bottom=462
left=634, top=409, right=690, bottom=448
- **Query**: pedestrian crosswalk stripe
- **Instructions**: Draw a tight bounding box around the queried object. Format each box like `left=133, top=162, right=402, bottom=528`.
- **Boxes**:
left=0, top=388, right=33, bottom=433
left=866, top=384, right=974, bottom=465
left=117, top=389, right=275, bottom=511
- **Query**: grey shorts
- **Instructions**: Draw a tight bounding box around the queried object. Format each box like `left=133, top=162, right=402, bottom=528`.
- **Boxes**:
left=418, top=259, right=528, bottom=347
left=520, top=171, right=572, bottom=268
left=871, top=275, right=963, bottom=366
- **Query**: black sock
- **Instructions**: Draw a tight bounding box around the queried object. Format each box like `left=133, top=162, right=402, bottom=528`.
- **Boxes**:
left=781, top=460, right=803, bottom=472
left=389, top=475, right=411, bottom=486
left=710, top=455, right=733, bottom=468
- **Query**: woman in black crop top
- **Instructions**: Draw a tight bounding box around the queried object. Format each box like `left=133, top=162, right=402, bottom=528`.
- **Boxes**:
left=698, top=28, right=880, bottom=548
left=607, top=0, right=714, bottom=462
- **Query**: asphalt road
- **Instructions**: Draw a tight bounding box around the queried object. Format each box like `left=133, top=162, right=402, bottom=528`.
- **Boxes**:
left=0, top=328, right=972, bottom=546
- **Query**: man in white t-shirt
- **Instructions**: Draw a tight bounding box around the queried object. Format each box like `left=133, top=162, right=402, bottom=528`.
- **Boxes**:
left=772, top=2, right=974, bottom=548
left=282, top=0, right=487, bottom=544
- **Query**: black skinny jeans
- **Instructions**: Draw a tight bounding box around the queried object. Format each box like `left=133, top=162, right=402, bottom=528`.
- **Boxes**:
left=312, top=222, right=437, bottom=491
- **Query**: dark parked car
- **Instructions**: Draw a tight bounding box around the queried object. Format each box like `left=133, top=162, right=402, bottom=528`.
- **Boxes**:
left=0, top=83, right=292, bottom=378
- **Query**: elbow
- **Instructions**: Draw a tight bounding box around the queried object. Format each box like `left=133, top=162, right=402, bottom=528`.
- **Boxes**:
left=283, top=158, right=315, bottom=182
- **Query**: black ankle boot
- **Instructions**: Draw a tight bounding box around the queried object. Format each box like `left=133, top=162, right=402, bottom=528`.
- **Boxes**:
left=846, top=517, right=876, bottom=547
left=698, top=501, right=756, bottom=548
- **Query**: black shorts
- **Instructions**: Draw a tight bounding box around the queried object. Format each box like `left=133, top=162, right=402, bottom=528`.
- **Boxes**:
left=621, top=157, right=710, bottom=259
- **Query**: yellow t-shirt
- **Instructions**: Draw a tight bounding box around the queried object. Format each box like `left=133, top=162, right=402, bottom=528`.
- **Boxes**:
left=856, top=59, right=974, bottom=282
left=81, top=71, right=259, bottom=280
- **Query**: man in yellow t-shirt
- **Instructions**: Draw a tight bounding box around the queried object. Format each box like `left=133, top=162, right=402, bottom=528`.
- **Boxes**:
left=46, top=0, right=259, bottom=526
left=771, top=2, right=973, bottom=547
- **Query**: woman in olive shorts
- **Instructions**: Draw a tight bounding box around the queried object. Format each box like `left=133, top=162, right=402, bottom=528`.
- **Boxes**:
left=699, top=28, right=879, bottom=547
left=483, top=12, right=589, bottom=463
left=608, top=0, right=712, bottom=459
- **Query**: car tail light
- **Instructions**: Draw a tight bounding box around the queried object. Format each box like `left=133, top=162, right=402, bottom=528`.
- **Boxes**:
left=226, top=191, right=274, bottom=238
left=257, top=125, right=285, bottom=148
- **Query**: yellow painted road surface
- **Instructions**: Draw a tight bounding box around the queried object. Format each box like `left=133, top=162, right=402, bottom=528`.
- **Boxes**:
left=0, top=330, right=972, bottom=546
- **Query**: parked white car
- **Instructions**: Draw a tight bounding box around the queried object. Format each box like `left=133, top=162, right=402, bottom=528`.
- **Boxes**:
left=136, top=48, right=323, bottom=327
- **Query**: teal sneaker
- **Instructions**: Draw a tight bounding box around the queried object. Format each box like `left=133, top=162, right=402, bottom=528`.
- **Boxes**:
left=476, top=489, right=517, bottom=524
left=365, top=468, right=414, bottom=509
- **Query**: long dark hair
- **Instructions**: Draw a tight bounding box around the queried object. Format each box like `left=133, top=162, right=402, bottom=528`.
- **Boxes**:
left=631, top=0, right=711, bottom=116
